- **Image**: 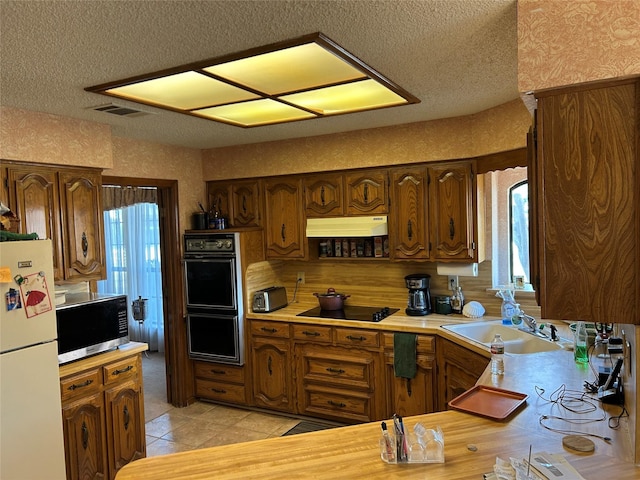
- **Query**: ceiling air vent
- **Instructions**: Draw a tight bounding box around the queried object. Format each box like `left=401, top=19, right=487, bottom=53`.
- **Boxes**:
left=89, top=103, right=154, bottom=118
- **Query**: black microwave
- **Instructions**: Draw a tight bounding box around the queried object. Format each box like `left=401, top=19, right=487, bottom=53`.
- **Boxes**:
left=56, top=293, right=129, bottom=364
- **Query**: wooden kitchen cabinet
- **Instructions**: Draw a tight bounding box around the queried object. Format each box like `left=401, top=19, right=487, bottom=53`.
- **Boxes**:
left=193, top=361, right=247, bottom=405
left=389, top=167, right=430, bottom=260
left=532, top=78, right=639, bottom=323
left=295, top=343, right=383, bottom=423
left=436, top=338, right=489, bottom=411
left=344, top=169, right=389, bottom=215
left=304, top=173, right=344, bottom=217
left=263, top=177, right=306, bottom=259
left=60, top=350, right=146, bottom=480
left=206, top=182, right=231, bottom=223
left=382, top=333, right=436, bottom=417
left=249, top=320, right=294, bottom=412
left=428, top=161, right=480, bottom=262
left=230, top=179, right=262, bottom=227
left=8, top=164, right=105, bottom=281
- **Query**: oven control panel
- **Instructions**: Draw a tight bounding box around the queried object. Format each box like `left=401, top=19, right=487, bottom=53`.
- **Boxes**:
left=184, top=233, right=236, bottom=254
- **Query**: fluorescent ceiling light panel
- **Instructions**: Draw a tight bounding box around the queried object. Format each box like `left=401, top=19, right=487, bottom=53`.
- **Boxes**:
left=86, top=33, right=419, bottom=128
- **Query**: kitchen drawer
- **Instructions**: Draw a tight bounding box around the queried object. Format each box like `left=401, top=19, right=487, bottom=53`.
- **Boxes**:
left=60, top=368, right=101, bottom=403
left=334, top=328, right=379, bottom=347
left=292, top=324, right=332, bottom=343
left=250, top=321, right=290, bottom=338
left=103, top=356, right=139, bottom=387
left=298, top=347, right=375, bottom=390
left=300, top=384, right=373, bottom=423
left=195, top=379, right=247, bottom=404
left=194, top=361, right=245, bottom=384
left=382, top=333, right=435, bottom=354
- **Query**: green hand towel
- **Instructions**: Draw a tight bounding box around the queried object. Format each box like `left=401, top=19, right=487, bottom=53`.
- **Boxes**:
left=394, top=332, right=417, bottom=379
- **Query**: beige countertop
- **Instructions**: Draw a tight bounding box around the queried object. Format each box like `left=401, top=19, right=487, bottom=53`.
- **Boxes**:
left=114, top=309, right=636, bottom=479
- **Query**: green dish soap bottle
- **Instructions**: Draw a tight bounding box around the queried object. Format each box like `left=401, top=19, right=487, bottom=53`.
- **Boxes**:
left=574, top=321, right=589, bottom=364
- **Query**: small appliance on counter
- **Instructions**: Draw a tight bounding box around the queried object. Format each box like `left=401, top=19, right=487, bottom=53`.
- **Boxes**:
left=405, top=274, right=431, bottom=316
left=252, top=286, right=288, bottom=313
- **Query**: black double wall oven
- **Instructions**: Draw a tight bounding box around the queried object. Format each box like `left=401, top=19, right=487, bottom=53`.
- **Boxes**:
left=183, top=232, right=245, bottom=365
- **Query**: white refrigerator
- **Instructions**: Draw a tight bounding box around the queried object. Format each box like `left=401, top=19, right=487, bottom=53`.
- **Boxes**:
left=0, top=239, right=67, bottom=480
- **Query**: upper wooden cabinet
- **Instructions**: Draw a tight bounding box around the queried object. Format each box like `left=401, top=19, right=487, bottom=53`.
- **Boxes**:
left=533, top=78, right=639, bottom=324
left=8, top=165, right=105, bottom=282
left=263, top=177, right=306, bottom=259
left=206, top=182, right=231, bottom=223
left=344, top=169, right=389, bottom=215
left=428, top=161, right=481, bottom=262
left=207, top=179, right=262, bottom=228
left=389, top=167, right=430, bottom=260
left=304, top=174, right=344, bottom=217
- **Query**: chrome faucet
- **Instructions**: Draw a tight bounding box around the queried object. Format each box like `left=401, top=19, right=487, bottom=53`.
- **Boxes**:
left=518, top=311, right=538, bottom=333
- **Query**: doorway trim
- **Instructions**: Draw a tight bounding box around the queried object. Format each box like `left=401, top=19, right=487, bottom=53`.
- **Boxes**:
left=100, top=176, right=193, bottom=407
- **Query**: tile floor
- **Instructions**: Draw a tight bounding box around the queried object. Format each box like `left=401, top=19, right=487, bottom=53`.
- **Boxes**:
left=142, top=351, right=300, bottom=457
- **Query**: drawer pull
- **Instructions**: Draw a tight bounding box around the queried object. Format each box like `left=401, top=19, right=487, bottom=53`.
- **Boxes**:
left=210, top=369, right=226, bottom=375
left=346, top=335, right=365, bottom=342
left=261, top=327, right=277, bottom=333
left=326, top=367, right=345, bottom=374
left=112, top=365, right=134, bottom=376
left=81, top=421, right=89, bottom=450
left=211, top=388, right=227, bottom=394
left=302, top=330, right=320, bottom=336
left=67, top=379, right=93, bottom=391
left=328, top=400, right=346, bottom=408
left=123, top=405, right=130, bottom=430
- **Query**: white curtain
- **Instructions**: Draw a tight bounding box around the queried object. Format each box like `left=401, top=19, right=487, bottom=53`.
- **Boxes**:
left=98, top=202, right=164, bottom=352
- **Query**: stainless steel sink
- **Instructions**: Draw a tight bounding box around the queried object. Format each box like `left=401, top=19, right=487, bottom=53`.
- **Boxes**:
left=441, top=320, right=564, bottom=354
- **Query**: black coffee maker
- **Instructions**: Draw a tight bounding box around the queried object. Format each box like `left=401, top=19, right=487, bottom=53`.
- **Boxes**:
left=405, top=274, right=432, bottom=316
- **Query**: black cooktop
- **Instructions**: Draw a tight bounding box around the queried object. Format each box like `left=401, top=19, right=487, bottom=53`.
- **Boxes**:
left=297, top=306, right=399, bottom=322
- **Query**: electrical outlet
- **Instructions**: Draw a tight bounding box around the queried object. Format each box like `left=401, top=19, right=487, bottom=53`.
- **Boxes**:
left=297, top=272, right=305, bottom=284
left=448, top=275, right=458, bottom=290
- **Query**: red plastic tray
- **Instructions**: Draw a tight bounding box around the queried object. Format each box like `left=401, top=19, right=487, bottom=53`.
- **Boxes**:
left=448, top=385, right=527, bottom=420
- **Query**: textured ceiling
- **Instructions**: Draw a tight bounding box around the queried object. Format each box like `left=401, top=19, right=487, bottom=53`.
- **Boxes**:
left=0, top=0, right=519, bottom=150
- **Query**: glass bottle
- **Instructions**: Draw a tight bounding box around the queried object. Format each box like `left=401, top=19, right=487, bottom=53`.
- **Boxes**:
left=574, top=321, right=589, bottom=364
left=490, top=334, right=504, bottom=375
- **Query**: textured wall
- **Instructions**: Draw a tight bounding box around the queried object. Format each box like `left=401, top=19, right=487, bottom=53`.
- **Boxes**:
left=0, top=106, right=112, bottom=167
left=202, top=99, right=532, bottom=180
left=518, top=0, right=640, bottom=91
left=105, top=137, right=204, bottom=235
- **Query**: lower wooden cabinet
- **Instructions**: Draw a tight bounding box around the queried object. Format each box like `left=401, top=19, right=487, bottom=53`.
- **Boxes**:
left=436, top=338, right=489, bottom=411
left=193, top=361, right=248, bottom=405
left=295, top=343, right=382, bottom=423
left=382, top=333, right=437, bottom=417
left=60, top=350, right=146, bottom=480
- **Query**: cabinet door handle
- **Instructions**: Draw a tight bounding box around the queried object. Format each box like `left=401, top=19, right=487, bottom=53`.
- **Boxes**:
left=320, top=186, right=326, bottom=206
left=260, top=327, right=277, bottom=333
left=407, top=220, right=413, bottom=240
left=112, top=365, right=133, bottom=376
left=363, top=184, right=369, bottom=204
left=242, top=195, right=247, bottom=214
left=326, top=367, right=345, bottom=374
left=328, top=400, right=346, bottom=408
left=449, top=218, right=455, bottom=240
left=81, top=232, right=88, bottom=258
left=123, top=405, right=130, bottom=430
left=268, top=355, right=273, bottom=376
left=406, top=378, right=412, bottom=397
left=346, top=335, right=365, bottom=342
left=67, top=379, right=93, bottom=391
left=302, top=330, right=320, bottom=336
left=281, top=223, right=286, bottom=242
left=81, top=421, right=89, bottom=450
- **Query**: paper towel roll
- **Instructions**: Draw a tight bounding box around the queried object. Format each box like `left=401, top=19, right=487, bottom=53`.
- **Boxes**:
left=436, top=263, right=478, bottom=277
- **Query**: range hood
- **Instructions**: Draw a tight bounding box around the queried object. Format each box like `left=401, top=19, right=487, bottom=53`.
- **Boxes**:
left=306, top=216, right=388, bottom=237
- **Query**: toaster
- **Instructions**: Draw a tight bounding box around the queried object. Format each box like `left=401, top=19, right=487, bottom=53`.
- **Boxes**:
left=252, top=286, right=288, bottom=313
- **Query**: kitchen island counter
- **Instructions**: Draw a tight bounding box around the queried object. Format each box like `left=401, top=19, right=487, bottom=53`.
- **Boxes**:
left=116, top=334, right=636, bottom=479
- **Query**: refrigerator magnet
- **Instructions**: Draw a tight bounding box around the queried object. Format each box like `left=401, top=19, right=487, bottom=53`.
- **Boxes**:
left=18, top=271, right=52, bottom=318
left=5, top=288, right=22, bottom=311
